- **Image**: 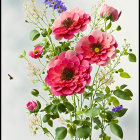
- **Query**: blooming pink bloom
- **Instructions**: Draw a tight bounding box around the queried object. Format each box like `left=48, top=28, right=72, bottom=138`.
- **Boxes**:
left=29, top=45, right=43, bottom=59
left=75, top=30, right=118, bottom=66
left=45, top=50, right=92, bottom=96
left=100, top=4, right=121, bottom=21
left=52, top=8, right=91, bottom=40
left=26, top=101, right=37, bottom=111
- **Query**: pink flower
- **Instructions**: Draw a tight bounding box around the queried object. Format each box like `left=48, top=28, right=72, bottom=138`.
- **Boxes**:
left=75, top=30, right=118, bottom=66
left=29, top=45, right=43, bottom=59
left=45, top=50, right=92, bottom=96
left=100, top=4, right=121, bottom=21
left=26, top=101, right=37, bottom=111
left=52, top=8, right=91, bottom=40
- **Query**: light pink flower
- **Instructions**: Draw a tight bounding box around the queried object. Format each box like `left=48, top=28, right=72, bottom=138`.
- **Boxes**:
left=100, top=4, right=121, bottom=21
left=26, top=101, right=37, bottom=111
left=45, top=50, right=92, bottom=96
left=29, top=45, right=43, bottom=59
left=52, top=8, right=91, bottom=40
left=75, top=30, right=118, bottom=66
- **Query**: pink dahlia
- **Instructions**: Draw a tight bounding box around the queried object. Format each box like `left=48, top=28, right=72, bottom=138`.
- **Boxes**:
left=45, top=50, right=92, bottom=96
left=29, top=45, right=43, bottom=59
left=52, top=8, right=91, bottom=40
left=100, top=4, right=121, bottom=22
left=75, top=30, right=118, bottom=66
left=26, top=101, right=37, bottom=111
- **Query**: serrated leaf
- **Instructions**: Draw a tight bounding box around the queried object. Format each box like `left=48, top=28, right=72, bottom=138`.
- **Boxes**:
left=76, top=125, right=91, bottom=139
left=120, top=72, right=131, bottom=78
left=55, top=127, right=67, bottom=140
left=110, top=123, right=123, bottom=139
left=113, top=89, right=132, bottom=100
left=128, top=53, right=136, bottom=62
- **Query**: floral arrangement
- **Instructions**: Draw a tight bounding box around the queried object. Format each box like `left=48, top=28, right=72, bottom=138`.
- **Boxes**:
left=20, top=0, right=137, bottom=139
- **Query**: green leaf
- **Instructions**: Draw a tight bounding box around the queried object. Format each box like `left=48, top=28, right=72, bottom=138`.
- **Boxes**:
left=124, top=89, right=133, bottom=97
left=120, top=72, right=131, bottom=78
left=64, top=101, right=74, bottom=111
left=48, top=28, right=52, bottom=35
left=76, top=125, right=91, bottom=139
left=55, top=127, right=67, bottom=140
left=69, top=126, right=76, bottom=136
left=113, top=89, right=132, bottom=100
left=106, top=111, right=117, bottom=122
left=58, top=103, right=66, bottom=113
left=120, top=84, right=127, bottom=89
left=128, top=53, right=136, bottom=62
left=95, top=97, right=103, bottom=102
left=105, top=86, right=110, bottom=94
left=42, top=127, right=49, bottom=134
left=85, top=107, right=100, bottom=118
left=111, top=97, right=120, bottom=107
left=41, top=29, right=48, bottom=37
left=93, top=117, right=101, bottom=127
left=116, top=25, right=121, bottom=31
left=48, top=119, right=53, bottom=127
left=96, top=92, right=104, bottom=98
left=33, top=100, right=41, bottom=112
left=29, top=29, right=40, bottom=41
left=23, top=50, right=26, bottom=56
left=31, top=89, right=39, bottom=97
left=19, top=55, right=24, bottom=58
left=103, top=135, right=111, bottom=140
left=118, top=68, right=124, bottom=73
left=110, top=123, right=123, bottom=139
left=84, top=92, right=92, bottom=99
left=106, top=21, right=112, bottom=30
left=116, top=108, right=128, bottom=117
left=43, top=114, right=50, bottom=123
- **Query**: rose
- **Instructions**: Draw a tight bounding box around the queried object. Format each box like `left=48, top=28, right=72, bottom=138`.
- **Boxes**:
left=100, top=4, right=121, bottom=21
left=26, top=101, right=37, bottom=111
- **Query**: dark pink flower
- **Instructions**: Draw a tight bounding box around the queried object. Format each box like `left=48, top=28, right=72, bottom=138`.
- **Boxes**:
left=52, top=8, right=91, bottom=40
left=29, top=45, right=43, bottom=59
left=75, top=30, right=118, bottom=66
left=45, top=50, right=92, bottom=96
left=100, top=4, right=121, bottom=21
left=26, top=101, right=37, bottom=111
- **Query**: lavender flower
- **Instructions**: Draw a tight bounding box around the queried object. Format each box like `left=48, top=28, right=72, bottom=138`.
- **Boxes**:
left=112, top=105, right=123, bottom=112
left=44, top=0, right=67, bottom=13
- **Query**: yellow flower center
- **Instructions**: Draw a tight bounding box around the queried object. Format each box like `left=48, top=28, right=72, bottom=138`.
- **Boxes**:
left=52, top=1, right=55, bottom=4
left=94, top=48, right=100, bottom=53
left=61, top=9, right=64, bottom=12
left=57, top=6, right=60, bottom=9
left=33, top=49, right=39, bottom=55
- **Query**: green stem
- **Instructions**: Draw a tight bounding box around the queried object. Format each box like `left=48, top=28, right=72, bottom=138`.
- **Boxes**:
left=39, top=95, right=48, bottom=104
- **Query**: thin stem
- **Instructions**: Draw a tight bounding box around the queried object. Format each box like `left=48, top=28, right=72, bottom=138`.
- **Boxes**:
left=38, top=58, right=45, bottom=67
left=39, top=95, right=48, bottom=104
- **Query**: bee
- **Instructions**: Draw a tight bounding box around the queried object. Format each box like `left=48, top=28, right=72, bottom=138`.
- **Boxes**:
left=8, top=74, right=13, bottom=80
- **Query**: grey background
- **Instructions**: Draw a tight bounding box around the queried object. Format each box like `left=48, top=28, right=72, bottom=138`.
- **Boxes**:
left=2, top=0, right=139, bottom=140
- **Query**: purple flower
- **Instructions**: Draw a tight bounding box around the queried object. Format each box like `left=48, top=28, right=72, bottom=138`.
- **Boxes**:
left=44, top=0, right=67, bottom=13
left=58, top=4, right=67, bottom=13
left=112, top=105, right=123, bottom=112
